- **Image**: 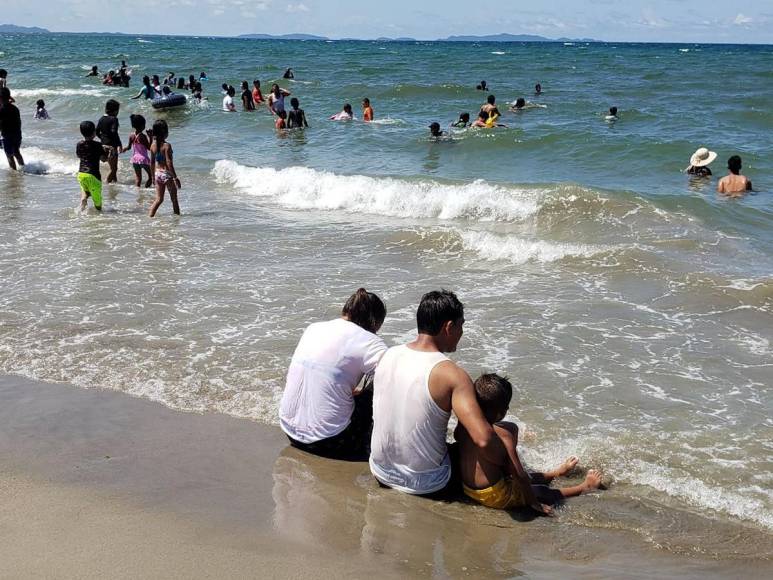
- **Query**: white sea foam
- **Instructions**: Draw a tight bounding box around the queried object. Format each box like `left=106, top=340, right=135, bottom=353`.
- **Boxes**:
left=491, top=51, right=506, bottom=55
left=16, top=147, right=77, bottom=176
left=10, top=87, right=108, bottom=98
left=212, top=160, right=540, bottom=222
left=460, top=231, right=612, bottom=264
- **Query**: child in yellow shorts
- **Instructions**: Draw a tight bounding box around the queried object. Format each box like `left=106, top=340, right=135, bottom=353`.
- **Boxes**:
left=455, top=374, right=603, bottom=515
left=76, top=120, right=107, bottom=211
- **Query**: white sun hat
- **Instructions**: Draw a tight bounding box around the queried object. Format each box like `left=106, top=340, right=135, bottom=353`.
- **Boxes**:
left=689, top=147, right=717, bottom=168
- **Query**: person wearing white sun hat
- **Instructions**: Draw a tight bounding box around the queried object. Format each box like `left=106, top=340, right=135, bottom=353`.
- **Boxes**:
left=686, top=147, right=717, bottom=177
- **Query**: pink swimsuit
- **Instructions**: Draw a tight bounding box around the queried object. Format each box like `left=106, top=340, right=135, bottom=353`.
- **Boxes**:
left=130, top=134, right=150, bottom=167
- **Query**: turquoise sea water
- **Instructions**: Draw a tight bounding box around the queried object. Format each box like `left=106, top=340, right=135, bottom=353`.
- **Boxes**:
left=1, top=34, right=772, bottom=556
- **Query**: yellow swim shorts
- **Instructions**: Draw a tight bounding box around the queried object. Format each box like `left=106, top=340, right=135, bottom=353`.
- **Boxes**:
left=463, top=477, right=525, bottom=510
left=77, top=172, right=103, bottom=208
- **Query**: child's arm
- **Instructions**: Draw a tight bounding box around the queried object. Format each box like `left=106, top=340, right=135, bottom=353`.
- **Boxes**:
left=303, top=112, right=309, bottom=127
left=149, top=144, right=156, bottom=183
left=495, top=423, right=552, bottom=515
left=165, top=144, right=181, bottom=188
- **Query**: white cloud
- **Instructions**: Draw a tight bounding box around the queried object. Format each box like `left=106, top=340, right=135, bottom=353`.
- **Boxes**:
left=733, top=13, right=753, bottom=25
left=286, top=3, right=309, bottom=12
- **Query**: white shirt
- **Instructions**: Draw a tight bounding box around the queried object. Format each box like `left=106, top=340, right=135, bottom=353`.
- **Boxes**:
left=222, top=95, right=235, bottom=111
left=370, top=345, right=452, bottom=494
left=280, top=318, right=387, bottom=443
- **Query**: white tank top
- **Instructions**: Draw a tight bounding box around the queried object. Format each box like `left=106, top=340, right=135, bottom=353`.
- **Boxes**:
left=369, top=344, right=452, bottom=494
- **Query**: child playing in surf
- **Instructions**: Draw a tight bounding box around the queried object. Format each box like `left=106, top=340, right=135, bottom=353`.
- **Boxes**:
left=96, top=99, right=122, bottom=183
left=124, top=114, right=152, bottom=188
left=275, top=109, right=288, bottom=130
left=76, top=120, right=107, bottom=211
left=34, top=99, right=50, bottom=119
left=148, top=120, right=181, bottom=217
left=451, top=112, right=470, bottom=127
left=455, top=374, right=603, bottom=515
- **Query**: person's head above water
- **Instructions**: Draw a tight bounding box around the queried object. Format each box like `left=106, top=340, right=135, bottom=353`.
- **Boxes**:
left=0, top=87, right=11, bottom=103
left=416, top=289, right=464, bottom=352
left=79, top=120, right=96, bottom=139
left=343, top=103, right=353, bottom=114
left=227, top=86, right=236, bottom=97
left=473, top=374, right=513, bottom=423
left=91, top=65, right=98, bottom=73
left=105, top=99, right=120, bottom=115
left=36, top=99, right=45, bottom=109
left=271, top=83, right=280, bottom=95
left=221, top=83, right=229, bottom=92
left=535, top=83, right=542, bottom=93
left=152, top=75, right=160, bottom=84
left=253, top=79, right=261, bottom=88
left=487, top=94, right=496, bottom=105
left=290, top=97, right=300, bottom=109
left=362, top=97, right=370, bottom=107
left=728, top=155, right=743, bottom=175
left=142, top=75, right=151, bottom=86
left=609, top=106, right=618, bottom=116
left=341, top=288, right=387, bottom=334
left=459, top=112, right=470, bottom=123
left=0, top=69, right=7, bottom=80
left=176, top=78, right=185, bottom=89
left=162, top=86, right=172, bottom=96
left=130, top=114, right=146, bottom=132
left=200, top=72, right=207, bottom=78
left=241, top=80, right=249, bottom=91
left=514, top=97, right=526, bottom=109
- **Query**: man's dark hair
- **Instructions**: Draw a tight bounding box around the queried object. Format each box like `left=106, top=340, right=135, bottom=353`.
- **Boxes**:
left=487, top=94, right=496, bottom=105
left=79, top=120, right=96, bottom=138
left=473, top=374, right=512, bottom=423
left=728, top=155, right=742, bottom=174
left=416, top=290, right=464, bottom=335
left=342, top=288, right=386, bottom=333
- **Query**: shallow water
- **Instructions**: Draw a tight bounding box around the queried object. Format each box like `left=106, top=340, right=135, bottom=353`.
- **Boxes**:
left=0, top=34, right=771, bottom=553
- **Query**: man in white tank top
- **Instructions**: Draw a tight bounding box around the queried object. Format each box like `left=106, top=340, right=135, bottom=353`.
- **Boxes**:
left=370, top=290, right=507, bottom=495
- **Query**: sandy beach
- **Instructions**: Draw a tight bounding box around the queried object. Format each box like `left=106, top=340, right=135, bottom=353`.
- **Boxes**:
left=1, top=374, right=770, bottom=579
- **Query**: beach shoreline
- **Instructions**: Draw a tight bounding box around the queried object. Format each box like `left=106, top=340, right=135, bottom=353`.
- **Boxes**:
left=1, top=374, right=770, bottom=579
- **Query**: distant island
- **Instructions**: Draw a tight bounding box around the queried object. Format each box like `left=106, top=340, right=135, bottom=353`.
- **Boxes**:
left=2, top=25, right=597, bottom=43
left=0, top=24, right=49, bottom=34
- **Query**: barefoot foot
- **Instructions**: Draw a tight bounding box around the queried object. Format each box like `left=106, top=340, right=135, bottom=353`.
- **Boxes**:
left=582, top=469, right=603, bottom=491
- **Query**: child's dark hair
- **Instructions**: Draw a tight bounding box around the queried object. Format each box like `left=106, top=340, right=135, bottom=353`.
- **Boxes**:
left=728, top=155, right=742, bottom=174
left=79, top=120, right=96, bottom=138
left=0, top=69, right=7, bottom=78
left=343, top=103, right=353, bottom=114
left=105, top=99, right=120, bottom=115
left=36, top=99, right=45, bottom=108
left=609, top=106, right=618, bottom=116
left=459, top=112, right=470, bottom=122
left=130, top=114, right=146, bottom=131
left=278, top=109, right=287, bottom=119
left=241, top=80, right=249, bottom=90
left=228, top=86, right=236, bottom=97
left=290, top=97, right=300, bottom=108
left=515, top=97, right=526, bottom=108
left=487, top=94, right=496, bottom=105
left=473, top=374, right=513, bottom=423
left=152, top=119, right=169, bottom=141
left=342, top=288, right=387, bottom=334
left=363, top=97, right=370, bottom=106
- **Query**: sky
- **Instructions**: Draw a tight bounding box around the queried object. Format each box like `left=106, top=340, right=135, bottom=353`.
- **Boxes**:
left=4, top=0, right=772, bottom=43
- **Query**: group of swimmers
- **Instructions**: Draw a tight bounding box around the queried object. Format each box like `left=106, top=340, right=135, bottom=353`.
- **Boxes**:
left=0, top=64, right=758, bottom=207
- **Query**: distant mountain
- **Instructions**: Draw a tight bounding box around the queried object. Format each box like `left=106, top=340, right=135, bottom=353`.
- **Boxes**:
left=0, top=24, right=49, bottom=34
left=443, top=33, right=599, bottom=43
left=238, top=33, right=328, bottom=41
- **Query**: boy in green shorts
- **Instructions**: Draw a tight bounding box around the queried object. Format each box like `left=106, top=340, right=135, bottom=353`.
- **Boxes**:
left=76, top=121, right=107, bottom=211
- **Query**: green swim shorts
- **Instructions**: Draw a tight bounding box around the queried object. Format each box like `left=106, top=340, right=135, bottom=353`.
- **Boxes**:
left=77, top=172, right=103, bottom=208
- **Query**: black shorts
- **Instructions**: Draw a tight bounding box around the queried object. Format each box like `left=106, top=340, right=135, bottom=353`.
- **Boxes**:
left=2, top=134, right=21, bottom=156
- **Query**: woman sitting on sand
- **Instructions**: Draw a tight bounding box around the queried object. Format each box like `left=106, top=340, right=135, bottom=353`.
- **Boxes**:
left=279, top=289, right=388, bottom=461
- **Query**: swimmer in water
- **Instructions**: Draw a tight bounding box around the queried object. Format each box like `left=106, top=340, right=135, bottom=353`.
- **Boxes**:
left=480, top=94, right=499, bottom=117
left=199, top=72, right=208, bottom=81
left=472, top=110, right=506, bottom=128
left=535, top=83, right=542, bottom=95
left=330, top=103, right=354, bottom=121
left=476, top=80, right=488, bottom=91
left=267, top=83, right=291, bottom=116
left=148, top=119, right=181, bottom=217
left=362, top=98, right=374, bottom=122
left=429, top=122, right=448, bottom=139
left=510, top=97, right=545, bottom=111
left=241, top=80, right=255, bottom=111
left=451, top=112, right=470, bottom=128
left=605, top=106, right=618, bottom=121
left=223, top=86, right=237, bottom=112
left=86, top=65, right=99, bottom=77
left=283, top=68, right=295, bottom=80
left=252, top=80, right=264, bottom=104
left=132, top=76, right=154, bottom=100
left=717, top=155, right=753, bottom=196
left=34, top=99, right=50, bottom=120
left=685, top=147, right=717, bottom=177
left=275, top=109, right=288, bottom=129
left=287, top=97, right=309, bottom=128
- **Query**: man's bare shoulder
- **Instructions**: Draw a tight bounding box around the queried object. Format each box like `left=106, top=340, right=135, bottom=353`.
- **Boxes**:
left=432, top=359, right=473, bottom=387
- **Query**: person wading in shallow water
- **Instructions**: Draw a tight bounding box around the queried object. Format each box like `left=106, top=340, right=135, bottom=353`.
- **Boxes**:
left=280, top=289, right=388, bottom=461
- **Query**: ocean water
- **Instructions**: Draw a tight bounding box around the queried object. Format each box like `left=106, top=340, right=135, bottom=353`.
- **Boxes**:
left=1, top=34, right=772, bottom=556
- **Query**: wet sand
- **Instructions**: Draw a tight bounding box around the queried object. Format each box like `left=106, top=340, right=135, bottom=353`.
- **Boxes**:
left=1, top=374, right=770, bottom=579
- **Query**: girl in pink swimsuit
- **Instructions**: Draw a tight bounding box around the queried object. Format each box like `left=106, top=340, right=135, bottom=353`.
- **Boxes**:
left=148, top=119, right=181, bottom=217
left=124, top=114, right=152, bottom=188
